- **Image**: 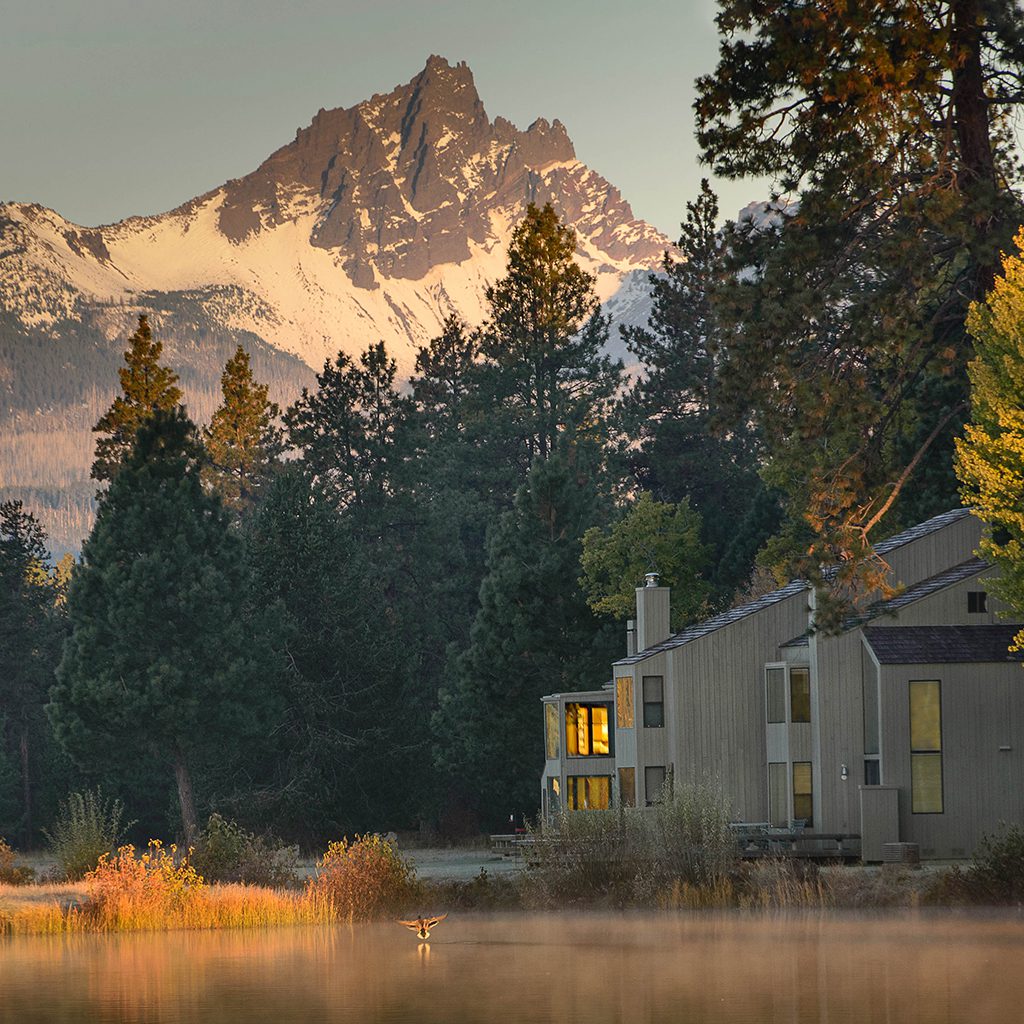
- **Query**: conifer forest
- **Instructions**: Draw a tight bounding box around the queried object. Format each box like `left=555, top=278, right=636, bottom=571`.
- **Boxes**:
left=3, top=1, right=1024, bottom=848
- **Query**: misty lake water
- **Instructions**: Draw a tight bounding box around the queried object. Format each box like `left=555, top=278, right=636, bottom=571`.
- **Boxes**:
left=2, top=912, right=1023, bottom=1023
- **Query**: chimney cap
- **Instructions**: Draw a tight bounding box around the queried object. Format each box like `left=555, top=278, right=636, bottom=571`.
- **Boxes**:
left=644, top=572, right=660, bottom=588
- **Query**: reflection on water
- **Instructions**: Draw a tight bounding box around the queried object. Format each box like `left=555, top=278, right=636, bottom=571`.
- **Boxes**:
left=2, top=912, right=1024, bottom=1023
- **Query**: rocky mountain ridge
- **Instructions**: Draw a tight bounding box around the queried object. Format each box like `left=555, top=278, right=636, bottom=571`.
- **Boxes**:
left=1, top=56, right=667, bottom=376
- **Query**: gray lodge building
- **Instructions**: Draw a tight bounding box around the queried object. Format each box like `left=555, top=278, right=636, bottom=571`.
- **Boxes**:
left=541, top=509, right=1024, bottom=860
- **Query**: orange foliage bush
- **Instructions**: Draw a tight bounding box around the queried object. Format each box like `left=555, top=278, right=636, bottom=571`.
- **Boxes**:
left=84, top=841, right=205, bottom=930
left=309, top=834, right=417, bottom=921
left=0, top=838, right=35, bottom=885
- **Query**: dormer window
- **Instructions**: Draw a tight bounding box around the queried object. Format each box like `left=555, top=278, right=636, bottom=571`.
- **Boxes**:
left=968, top=591, right=988, bottom=613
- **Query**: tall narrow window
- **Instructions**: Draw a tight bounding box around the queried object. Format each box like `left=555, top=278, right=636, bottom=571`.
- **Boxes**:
left=789, top=668, right=811, bottom=723
left=545, top=776, right=561, bottom=815
left=766, top=667, right=786, bottom=723
left=792, top=762, right=813, bottom=826
left=910, top=680, right=943, bottom=813
left=616, top=677, right=635, bottom=728
left=768, top=762, right=788, bottom=827
left=645, top=765, right=667, bottom=805
left=544, top=702, right=560, bottom=760
left=642, top=676, right=664, bottom=728
left=618, top=767, right=636, bottom=808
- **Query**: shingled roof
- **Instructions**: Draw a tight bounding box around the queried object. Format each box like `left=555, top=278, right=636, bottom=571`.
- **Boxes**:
left=864, top=625, right=1023, bottom=664
left=613, top=579, right=809, bottom=666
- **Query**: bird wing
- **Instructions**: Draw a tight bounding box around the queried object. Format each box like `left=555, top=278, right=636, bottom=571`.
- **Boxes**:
left=397, top=919, right=422, bottom=929
left=424, top=913, right=448, bottom=928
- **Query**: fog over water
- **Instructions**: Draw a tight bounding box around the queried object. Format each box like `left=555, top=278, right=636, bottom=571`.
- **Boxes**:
left=2, top=912, right=1023, bottom=1023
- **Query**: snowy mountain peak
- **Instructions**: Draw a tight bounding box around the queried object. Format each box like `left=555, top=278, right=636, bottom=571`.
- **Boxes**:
left=0, top=57, right=667, bottom=374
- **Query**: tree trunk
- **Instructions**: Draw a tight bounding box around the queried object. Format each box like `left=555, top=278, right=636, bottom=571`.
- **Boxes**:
left=173, top=747, right=199, bottom=846
left=951, top=0, right=1000, bottom=291
left=19, top=723, right=32, bottom=846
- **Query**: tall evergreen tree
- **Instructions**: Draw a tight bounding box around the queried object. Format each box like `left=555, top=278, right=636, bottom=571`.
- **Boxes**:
left=695, top=0, right=1024, bottom=615
left=203, top=345, right=283, bottom=517
left=956, top=227, right=1024, bottom=654
left=478, top=203, right=622, bottom=480
left=50, top=408, right=281, bottom=842
left=91, top=315, right=182, bottom=483
left=433, top=446, right=618, bottom=829
left=621, top=180, right=777, bottom=598
left=284, top=341, right=412, bottom=512
left=0, top=502, right=64, bottom=843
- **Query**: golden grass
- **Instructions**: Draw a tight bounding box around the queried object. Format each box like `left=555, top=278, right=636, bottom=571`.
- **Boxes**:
left=0, top=835, right=415, bottom=936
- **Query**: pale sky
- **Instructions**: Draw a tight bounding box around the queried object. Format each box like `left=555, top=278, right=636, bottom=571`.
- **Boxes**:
left=0, top=0, right=771, bottom=237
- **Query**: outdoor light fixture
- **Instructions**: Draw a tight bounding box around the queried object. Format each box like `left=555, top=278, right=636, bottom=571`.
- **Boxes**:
left=840, top=763, right=848, bottom=781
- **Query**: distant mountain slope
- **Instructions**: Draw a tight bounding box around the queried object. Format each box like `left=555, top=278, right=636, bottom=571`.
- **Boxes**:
left=0, top=55, right=667, bottom=553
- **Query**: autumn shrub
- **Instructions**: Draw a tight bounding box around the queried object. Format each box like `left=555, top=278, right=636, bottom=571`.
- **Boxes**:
left=308, top=834, right=417, bottom=920
left=0, top=837, right=35, bottom=885
left=44, top=788, right=134, bottom=880
left=190, top=813, right=299, bottom=888
left=525, top=779, right=737, bottom=908
left=930, top=825, right=1024, bottom=905
left=83, top=840, right=205, bottom=930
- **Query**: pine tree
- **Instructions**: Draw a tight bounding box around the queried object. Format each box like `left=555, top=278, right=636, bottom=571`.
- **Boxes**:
left=203, top=345, right=283, bottom=517
left=0, top=502, right=63, bottom=843
left=621, top=180, right=776, bottom=598
left=50, top=408, right=281, bottom=842
left=479, top=203, right=622, bottom=478
left=91, top=316, right=182, bottom=483
left=433, top=446, right=618, bottom=828
left=695, top=1, right=1024, bottom=606
left=956, top=227, right=1024, bottom=654
left=284, top=341, right=412, bottom=512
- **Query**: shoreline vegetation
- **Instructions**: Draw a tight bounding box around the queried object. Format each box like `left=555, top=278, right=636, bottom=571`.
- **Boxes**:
left=3, top=804, right=1023, bottom=937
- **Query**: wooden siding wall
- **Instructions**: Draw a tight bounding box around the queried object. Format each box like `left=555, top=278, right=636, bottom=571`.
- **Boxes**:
left=667, top=591, right=810, bottom=821
left=811, top=629, right=866, bottom=834
left=885, top=517, right=981, bottom=589
left=879, top=661, right=1024, bottom=858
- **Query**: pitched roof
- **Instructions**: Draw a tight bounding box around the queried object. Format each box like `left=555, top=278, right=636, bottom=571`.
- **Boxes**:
left=614, top=579, right=809, bottom=666
left=844, top=557, right=988, bottom=630
left=863, top=625, right=1023, bottom=665
left=872, top=507, right=973, bottom=556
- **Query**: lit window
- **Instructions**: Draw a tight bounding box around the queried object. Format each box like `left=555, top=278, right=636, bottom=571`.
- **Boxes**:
left=968, top=591, right=988, bottom=613
left=616, top=677, right=634, bottom=728
left=566, top=775, right=611, bottom=810
left=642, top=676, right=664, bottom=728
left=790, top=668, right=811, bottom=723
left=766, top=667, right=785, bottom=724
left=565, top=703, right=611, bottom=757
left=645, top=765, right=666, bottom=805
left=545, top=776, right=560, bottom=815
left=544, top=703, right=560, bottom=760
left=910, top=680, right=943, bottom=813
left=792, top=762, right=813, bottom=826
left=618, top=767, right=636, bottom=808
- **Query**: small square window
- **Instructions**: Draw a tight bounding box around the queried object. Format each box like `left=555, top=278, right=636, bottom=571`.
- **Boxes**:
left=968, top=591, right=988, bottom=613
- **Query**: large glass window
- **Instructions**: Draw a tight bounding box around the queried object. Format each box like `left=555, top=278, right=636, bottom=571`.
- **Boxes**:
left=566, top=775, right=611, bottom=811
left=910, top=680, right=943, bottom=813
left=645, top=765, right=667, bottom=805
left=544, top=703, right=560, bottom=760
left=642, top=676, right=664, bottom=728
left=565, top=703, right=611, bottom=757
left=792, top=762, right=813, bottom=826
left=618, top=767, right=636, bottom=808
left=616, top=677, right=635, bottom=729
left=790, top=668, right=811, bottom=723
left=766, top=667, right=786, bottom=724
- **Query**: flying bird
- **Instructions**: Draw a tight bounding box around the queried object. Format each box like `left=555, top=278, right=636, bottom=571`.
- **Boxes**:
left=398, top=913, right=448, bottom=940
